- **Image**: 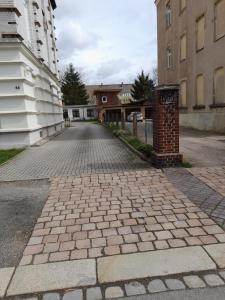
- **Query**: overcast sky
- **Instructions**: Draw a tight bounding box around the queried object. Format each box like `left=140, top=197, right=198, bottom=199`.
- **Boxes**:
left=55, top=0, right=157, bottom=85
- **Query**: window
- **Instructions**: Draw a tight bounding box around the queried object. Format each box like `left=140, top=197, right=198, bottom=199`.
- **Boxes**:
left=196, top=15, right=205, bottom=51
left=180, top=0, right=186, bottom=13
left=180, top=80, right=187, bottom=107
left=165, top=2, right=172, bottom=28
left=196, top=74, right=204, bottom=105
left=102, top=96, right=108, bottom=103
left=214, top=67, right=225, bottom=103
left=72, top=109, right=80, bottom=118
left=167, top=47, right=172, bottom=69
left=87, top=109, right=94, bottom=118
left=215, top=0, right=225, bottom=40
left=180, top=34, right=187, bottom=61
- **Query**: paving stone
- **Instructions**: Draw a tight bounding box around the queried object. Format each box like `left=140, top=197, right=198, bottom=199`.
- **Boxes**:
left=204, top=244, right=225, bottom=268
left=165, top=279, right=186, bottom=290
left=219, top=271, right=225, bottom=280
left=204, top=274, right=225, bottom=286
left=183, top=275, right=206, bottom=288
left=63, top=289, right=83, bottom=300
left=7, top=260, right=96, bottom=296
left=86, top=287, right=102, bottom=300
left=97, top=246, right=216, bottom=283
left=0, top=268, right=15, bottom=298
left=0, top=125, right=148, bottom=181
left=125, top=282, right=146, bottom=296
left=148, top=279, right=167, bottom=293
left=43, top=293, right=60, bottom=300
left=105, top=286, right=124, bottom=298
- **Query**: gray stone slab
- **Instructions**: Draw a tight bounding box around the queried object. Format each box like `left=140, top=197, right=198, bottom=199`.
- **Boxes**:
left=204, top=244, right=225, bottom=268
left=165, top=279, right=185, bottom=290
left=7, top=260, right=96, bottom=296
left=148, top=280, right=167, bottom=293
left=86, top=287, right=102, bottom=300
left=105, top=287, right=124, bottom=298
left=204, top=274, right=224, bottom=287
left=125, top=282, right=146, bottom=296
left=63, top=290, right=83, bottom=300
left=0, top=268, right=15, bottom=298
left=183, top=275, right=206, bottom=288
left=97, top=246, right=216, bottom=283
left=220, top=271, right=225, bottom=280
left=43, top=293, right=60, bottom=300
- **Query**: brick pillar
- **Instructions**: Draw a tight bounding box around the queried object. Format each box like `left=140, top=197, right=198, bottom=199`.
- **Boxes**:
left=121, top=111, right=125, bottom=130
left=152, top=85, right=183, bottom=168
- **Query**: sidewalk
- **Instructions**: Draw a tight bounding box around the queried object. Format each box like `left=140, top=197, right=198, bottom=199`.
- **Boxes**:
left=1, top=169, right=225, bottom=299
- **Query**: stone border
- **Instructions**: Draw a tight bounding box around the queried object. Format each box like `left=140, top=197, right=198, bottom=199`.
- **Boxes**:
left=4, top=269, right=225, bottom=300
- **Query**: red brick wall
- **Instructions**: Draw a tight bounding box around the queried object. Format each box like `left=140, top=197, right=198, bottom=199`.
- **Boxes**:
left=152, top=86, right=182, bottom=167
left=96, top=91, right=120, bottom=108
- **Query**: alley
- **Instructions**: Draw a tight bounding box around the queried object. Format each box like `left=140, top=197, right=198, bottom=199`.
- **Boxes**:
left=0, top=123, right=148, bottom=181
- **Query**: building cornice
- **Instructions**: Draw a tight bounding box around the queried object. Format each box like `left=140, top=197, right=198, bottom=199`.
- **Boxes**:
left=0, top=41, right=60, bottom=85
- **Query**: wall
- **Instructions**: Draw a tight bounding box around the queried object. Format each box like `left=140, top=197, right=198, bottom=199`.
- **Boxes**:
left=156, top=0, right=225, bottom=132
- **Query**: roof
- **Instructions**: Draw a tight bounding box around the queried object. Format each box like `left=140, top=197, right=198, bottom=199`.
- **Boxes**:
left=86, top=84, right=133, bottom=97
left=93, top=89, right=122, bottom=95
left=50, top=0, right=57, bottom=10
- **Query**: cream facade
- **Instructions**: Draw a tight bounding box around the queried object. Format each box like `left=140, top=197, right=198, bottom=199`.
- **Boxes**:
left=156, top=0, right=225, bottom=132
left=0, top=0, right=63, bottom=149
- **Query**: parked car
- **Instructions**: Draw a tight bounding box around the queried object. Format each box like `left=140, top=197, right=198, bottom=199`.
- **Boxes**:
left=127, top=112, right=144, bottom=122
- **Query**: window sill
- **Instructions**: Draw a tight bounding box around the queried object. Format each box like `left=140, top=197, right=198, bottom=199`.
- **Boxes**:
left=215, top=34, right=225, bottom=43
left=210, top=103, right=225, bottom=108
left=193, top=105, right=206, bottom=110
left=196, top=47, right=204, bottom=53
left=179, top=106, right=188, bottom=110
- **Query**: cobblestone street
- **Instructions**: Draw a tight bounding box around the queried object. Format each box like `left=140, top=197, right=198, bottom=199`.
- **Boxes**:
left=0, top=123, right=148, bottom=181
left=1, top=123, right=225, bottom=300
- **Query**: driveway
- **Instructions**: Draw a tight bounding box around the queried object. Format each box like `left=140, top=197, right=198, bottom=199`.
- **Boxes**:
left=0, top=123, right=148, bottom=181
left=125, top=122, right=225, bottom=167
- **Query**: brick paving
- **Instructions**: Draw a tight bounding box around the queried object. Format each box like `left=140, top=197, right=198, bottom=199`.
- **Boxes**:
left=20, top=169, right=225, bottom=266
left=0, top=124, right=148, bottom=181
left=165, top=168, right=225, bottom=229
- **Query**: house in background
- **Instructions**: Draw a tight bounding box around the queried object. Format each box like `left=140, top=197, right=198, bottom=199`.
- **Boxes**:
left=0, top=0, right=63, bottom=149
left=156, top=0, right=225, bottom=132
left=63, top=104, right=97, bottom=121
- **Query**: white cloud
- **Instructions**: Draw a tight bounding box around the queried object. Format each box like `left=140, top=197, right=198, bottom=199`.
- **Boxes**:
left=55, top=0, right=157, bottom=84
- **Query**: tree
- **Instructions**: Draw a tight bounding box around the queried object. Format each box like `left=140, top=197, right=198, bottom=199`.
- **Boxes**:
left=61, top=64, right=89, bottom=105
left=131, top=70, right=155, bottom=101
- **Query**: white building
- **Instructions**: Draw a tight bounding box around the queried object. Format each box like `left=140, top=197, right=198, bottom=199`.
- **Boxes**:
left=0, top=0, right=63, bottom=149
left=63, top=105, right=98, bottom=121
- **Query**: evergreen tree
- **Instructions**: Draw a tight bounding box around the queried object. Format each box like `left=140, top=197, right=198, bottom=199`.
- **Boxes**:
left=131, top=70, right=155, bottom=101
left=61, top=64, right=89, bottom=105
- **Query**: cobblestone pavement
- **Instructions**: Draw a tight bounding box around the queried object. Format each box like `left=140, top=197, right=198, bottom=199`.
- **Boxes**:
left=20, top=170, right=225, bottom=266
left=165, top=168, right=225, bottom=229
left=0, top=124, right=148, bottom=181
left=5, top=269, right=225, bottom=299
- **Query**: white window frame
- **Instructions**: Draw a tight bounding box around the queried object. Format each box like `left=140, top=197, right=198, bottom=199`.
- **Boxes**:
left=102, top=96, right=108, bottom=103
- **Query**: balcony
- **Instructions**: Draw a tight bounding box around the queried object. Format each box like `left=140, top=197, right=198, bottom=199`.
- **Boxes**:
left=0, top=1, right=21, bottom=17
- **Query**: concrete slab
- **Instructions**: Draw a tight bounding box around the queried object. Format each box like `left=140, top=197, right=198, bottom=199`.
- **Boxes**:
left=204, top=244, right=225, bottom=268
left=97, top=246, right=216, bottom=283
left=7, top=260, right=96, bottom=296
left=0, top=268, right=15, bottom=298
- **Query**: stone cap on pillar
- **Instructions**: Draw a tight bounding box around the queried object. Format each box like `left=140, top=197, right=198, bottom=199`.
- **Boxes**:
left=156, top=84, right=179, bottom=91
